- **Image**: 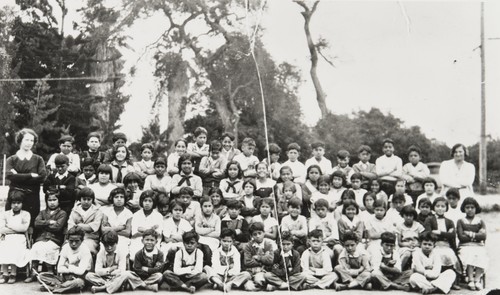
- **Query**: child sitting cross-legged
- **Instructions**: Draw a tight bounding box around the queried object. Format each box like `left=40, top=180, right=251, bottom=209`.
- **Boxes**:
left=132, top=229, right=166, bottom=292
left=308, top=198, right=339, bottom=250
left=301, top=229, right=338, bottom=289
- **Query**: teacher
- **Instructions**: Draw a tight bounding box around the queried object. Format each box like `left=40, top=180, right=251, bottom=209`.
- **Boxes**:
left=5, top=128, right=47, bottom=223
left=439, top=143, right=475, bottom=199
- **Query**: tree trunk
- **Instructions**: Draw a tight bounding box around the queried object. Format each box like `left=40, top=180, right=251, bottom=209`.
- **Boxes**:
left=165, top=61, right=189, bottom=151
left=213, top=97, right=239, bottom=146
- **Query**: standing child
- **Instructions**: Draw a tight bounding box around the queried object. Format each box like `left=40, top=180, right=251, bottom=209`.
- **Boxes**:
left=338, top=199, right=365, bottom=244
left=239, top=179, right=261, bottom=223
left=241, top=222, right=275, bottom=291
left=280, top=197, right=308, bottom=254
left=305, top=141, right=333, bottom=176
left=221, top=200, right=250, bottom=249
left=47, top=135, right=80, bottom=174
left=219, top=161, right=244, bottom=200
left=396, top=205, right=425, bottom=270
left=89, top=164, right=117, bottom=207
left=170, top=154, right=203, bottom=199
left=282, top=143, right=306, bottom=184
left=220, top=132, right=241, bottom=162
left=163, top=231, right=208, bottom=293
left=68, top=188, right=103, bottom=255
left=103, top=132, right=128, bottom=164
left=77, top=157, right=97, bottom=188
left=301, top=229, right=338, bottom=289
left=416, top=197, right=433, bottom=226
left=365, top=199, right=395, bottom=257
left=445, top=188, right=465, bottom=226
left=110, top=146, right=135, bottom=186
left=332, top=150, right=354, bottom=186
left=199, top=140, right=226, bottom=195
left=160, top=200, right=193, bottom=256
left=80, top=132, right=105, bottom=169
left=457, top=197, right=487, bottom=291
left=144, top=157, right=172, bottom=194
left=402, top=145, right=430, bottom=202
left=132, top=230, right=166, bottom=292
left=38, top=227, right=92, bottom=293
left=302, top=165, right=322, bottom=217
left=43, top=154, right=77, bottom=215
left=233, top=137, right=260, bottom=179
left=186, top=126, right=209, bottom=174
left=167, top=139, right=187, bottom=176
left=25, top=192, right=68, bottom=282
left=176, top=187, right=201, bottom=226
left=350, top=173, right=367, bottom=210
left=133, top=143, right=156, bottom=180
left=195, top=197, right=221, bottom=252
left=415, top=177, right=440, bottom=209
left=375, top=138, right=403, bottom=195
left=101, top=188, right=133, bottom=256
left=264, top=231, right=306, bottom=291
left=334, top=231, right=372, bottom=291
left=0, top=192, right=30, bottom=284
left=251, top=198, right=278, bottom=247
left=352, top=145, right=377, bottom=190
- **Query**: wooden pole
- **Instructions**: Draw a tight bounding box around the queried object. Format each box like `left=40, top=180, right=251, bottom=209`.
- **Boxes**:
left=479, top=2, right=487, bottom=195
left=2, top=154, right=5, bottom=186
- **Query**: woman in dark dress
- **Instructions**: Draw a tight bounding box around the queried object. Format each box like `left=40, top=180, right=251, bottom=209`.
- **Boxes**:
left=5, top=128, right=47, bottom=223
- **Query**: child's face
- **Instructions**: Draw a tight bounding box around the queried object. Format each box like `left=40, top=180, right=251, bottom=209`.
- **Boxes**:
left=158, top=205, right=169, bottom=217
left=87, top=136, right=100, bottom=150
left=142, top=235, right=157, bottom=251
left=195, top=133, right=207, bottom=146
left=113, top=193, right=125, bottom=207
left=260, top=203, right=271, bottom=216
left=211, top=194, right=222, bottom=206
left=11, top=201, right=22, bottom=212
left=81, top=196, right=93, bottom=210
left=98, top=172, right=110, bottom=184
left=211, top=150, right=220, bottom=160
left=141, top=148, right=153, bottom=161
left=316, top=206, right=328, bottom=218
left=344, top=240, right=357, bottom=255
left=115, top=147, right=127, bottom=162
left=243, top=183, right=254, bottom=195
left=282, top=240, right=293, bottom=252
left=221, top=236, right=234, bottom=251
left=155, top=164, right=166, bottom=176
left=59, top=141, right=73, bottom=154
left=337, top=157, right=349, bottom=168
left=241, top=144, right=255, bottom=157
left=228, top=208, right=240, bottom=218
left=371, top=181, right=380, bottom=192
left=287, top=149, right=299, bottom=161
left=395, top=182, right=406, bottom=193
left=227, top=164, right=240, bottom=179
left=283, top=188, right=294, bottom=198
left=332, top=176, right=343, bottom=188
left=364, top=196, right=375, bottom=210
left=179, top=194, right=192, bottom=206
left=312, top=147, right=325, bottom=159
left=172, top=205, right=183, bottom=219
left=345, top=205, right=357, bottom=220
left=408, top=151, right=420, bottom=165
left=419, top=204, right=431, bottom=216
left=393, top=200, right=405, bottom=211
left=142, top=197, right=154, bottom=211
left=421, top=240, right=435, bottom=255
left=104, top=242, right=117, bottom=254
left=434, top=201, right=447, bottom=216
left=175, top=141, right=187, bottom=154
left=221, top=136, right=234, bottom=151
left=180, top=160, right=193, bottom=174
left=374, top=206, right=386, bottom=220
left=270, top=152, right=280, bottom=163
left=381, top=242, right=395, bottom=254
left=83, top=165, right=95, bottom=179
left=252, top=230, right=265, bottom=243
left=309, top=236, right=323, bottom=251
left=351, top=179, right=361, bottom=190
left=288, top=205, right=300, bottom=218
left=127, top=181, right=139, bottom=192
left=47, top=195, right=59, bottom=210
left=358, top=151, right=371, bottom=163
left=202, top=201, right=214, bottom=215
left=68, top=235, right=83, bottom=250
left=280, top=169, right=293, bottom=182
left=318, top=182, right=330, bottom=194
left=464, top=204, right=476, bottom=217
left=447, top=196, right=459, bottom=208
left=424, top=183, right=435, bottom=194
left=113, top=139, right=126, bottom=147
left=403, top=214, right=414, bottom=225
left=55, top=163, right=68, bottom=175
left=184, top=239, right=198, bottom=254
left=383, top=143, right=395, bottom=156
left=308, top=168, right=321, bottom=182
left=257, top=164, right=268, bottom=178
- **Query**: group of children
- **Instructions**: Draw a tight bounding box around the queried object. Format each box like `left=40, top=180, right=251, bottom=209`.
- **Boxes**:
left=0, top=127, right=488, bottom=294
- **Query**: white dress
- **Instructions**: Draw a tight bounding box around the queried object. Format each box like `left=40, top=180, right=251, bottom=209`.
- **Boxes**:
left=0, top=210, right=30, bottom=267
left=129, top=209, right=163, bottom=258
left=102, top=206, right=133, bottom=255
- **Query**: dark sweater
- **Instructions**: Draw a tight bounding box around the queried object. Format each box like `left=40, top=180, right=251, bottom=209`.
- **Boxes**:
left=267, top=249, right=302, bottom=278
left=133, top=248, right=165, bottom=279
left=43, top=173, right=77, bottom=213
left=34, top=208, right=68, bottom=245
left=423, top=214, right=457, bottom=250
left=6, top=154, right=47, bottom=190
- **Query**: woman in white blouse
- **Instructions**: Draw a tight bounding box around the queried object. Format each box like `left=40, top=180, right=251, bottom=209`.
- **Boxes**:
left=439, top=143, right=475, bottom=200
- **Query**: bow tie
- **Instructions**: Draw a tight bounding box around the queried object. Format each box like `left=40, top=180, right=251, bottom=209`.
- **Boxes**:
left=178, top=175, right=192, bottom=186
left=226, top=180, right=240, bottom=193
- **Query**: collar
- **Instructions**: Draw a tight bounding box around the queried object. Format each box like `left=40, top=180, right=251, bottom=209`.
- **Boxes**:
left=111, top=161, right=128, bottom=168
left=222, top=215, right=243, bottom=221
left=180, top=172, right=193, bottom=177
left=75, top=203, right=97, bottom=214
left=143, top=247, right=159, bottom=257
left=253, top=240, right=266, bottom=249
left=56, top=171, right=69, bottom=179
left=345, top=249, right=361, bottom=258
left=16, top=150, right=33, bottom=160
left=282, top=251, right=292, bottom=257
left=341, top=214, right=359, bottom=226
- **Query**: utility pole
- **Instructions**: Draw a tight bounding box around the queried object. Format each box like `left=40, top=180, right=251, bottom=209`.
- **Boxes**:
left=479, top=2, right=487, bottom=195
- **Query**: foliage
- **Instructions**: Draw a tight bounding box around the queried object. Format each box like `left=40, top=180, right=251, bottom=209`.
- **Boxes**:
left=469, top=139, right=500, bottom=189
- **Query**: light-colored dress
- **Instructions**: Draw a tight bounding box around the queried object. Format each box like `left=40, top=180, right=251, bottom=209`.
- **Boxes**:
left=102, top=206, right=133, bottom=255
left=129, top=209, right=163, bottom=258
left=0, top=210, right=30, bottom=267
left=439, top=159, right=475, bottom=200
left=160, top=217, right=192, bottom=257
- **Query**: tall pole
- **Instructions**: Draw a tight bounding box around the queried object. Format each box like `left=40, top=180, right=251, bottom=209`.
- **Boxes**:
left=479, top=2, right=487, bottom=195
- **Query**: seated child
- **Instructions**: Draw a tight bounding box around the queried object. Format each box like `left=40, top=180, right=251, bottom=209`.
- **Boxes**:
left=160, top=200, right=193, bottom=256
left=133, top=143, right=156, bottom=180
left=167, top=139, right=187, bottom=176
left=302, top=165, right=322, bottom=217
left=409, top=232, right=457, bottom=294
left=68, top=187, right=103, bottom=255
left=280, top=197, right=308, bottom=254
left=333, top=189, right=356, bottom=221
left=43, top=154, right=77, bottom=215
left=275, top=166, right=303, bottom=202
left=385, top=192, right=406, bottom=227
left=123, top=172, right=144, bottom=213
left=109, top=145, right=135, bottom=186
left=163, top=231, right=208, bottom=293
left=365, top=199, right=395, bottom=257
left=370, top=231, right=411, bottom=291
left=416, top=197, right=432, bottom=226
left=176, top=187, right=201, bottom=226
left=352, top=145, right=377, bottom=190
left=209, top=188, right=227, bottom=219
left=194, top=197, right=221, bottom=252
left=329, top=171, right=347, bottom=211
left=370, top=178, right=388, bottom=207
left=170, top=154, right=203, bottom=199
left=308, top=198, right=339, bottom=249
left=38, top=227, right=92, bottom=293
left=337, top=199, right=365, bottom=244
left=396, top=205, right=425, bottom=270
left=309, top=174, right=330, bottom=217
left=388, top=179, right=413, bottom=206
left=221, top=200, right=250, bottom=249
left=132, top=229, right=166, bottom=292
left=415, top=177, right=440, bottom=209
left=206, top=229, right=251, bottom=292
left=239, top=179, right=261, bottom=223
left=402, top=145, right=430, bottom=201
left=77, top=157, right=97, bottom=188
left=186, top=126, right=209, bottom=174
left=350, top=173, right=367, bottom=209
left=334, top=230, right=372, bottom=291
left=220, top=132, right=241, bottom=162
left=241, top=222, right=275, bottom=291
left=47, top=135, right=80, bottom=174
left=219, top=161, right=244, bottom=200
left=199, top=140, right=226, bottom=195
left=255, top=162, right=276, bottom=199
left=143, top=157, right=172, bottom=194
left=301, top=229, right=338, bottom=289
left=445, top=188, right=465, bottom=226
left=0, top=192, right=30, bottom=284
left=156, top=193, right=171, bottom=220
left=89, top=164, right=117, bottom=207
left=282, top=143, right=307, bottom=184
left=359, top=192, right=376, bottom=224
left=251, top=198, right=278, bottom=248
left=103, top=132, right=127, bottom=164
left=101, top=188, right=133, bottom=256
left=232, top=137, right=259, bottom=179
left=264, top=231, right=306, bottom=291
left=331, top=150, right=354, bottom=186
left=276, top=180, right=297, bottom=220
left=305, top=141, right=333, bottom=176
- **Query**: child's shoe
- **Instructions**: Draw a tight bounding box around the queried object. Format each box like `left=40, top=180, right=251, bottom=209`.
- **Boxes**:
left=8, top=275, right=16, bottom=284
left=24, top=274, right=36, bottom=283
left=335, top=283, right=347, bottom=291
left=468, top=281, right=476, bottom=291
left=0, top=275, right=5, bottom=284
left=365, top=282, right=372, bottom=290
left=475, top=281, right=483, bottom=290
left=265, top=284, right=276, bottom=291
left=144, top=284, right=158, bottom=292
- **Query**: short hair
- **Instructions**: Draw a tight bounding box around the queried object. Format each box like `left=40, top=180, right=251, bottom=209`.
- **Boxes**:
left=169, top=200, right=185, bottom=212
left=199, top=196, right=212, bottom=207
left=101, top=230, right=119, bottom=245
left=317, top=175, right=330, bottom=186
left=314, top=198, right=329, bottom=209
left=392, top=192, right=406, bottom=204
left=340, top=189, right=356, bottom=203
left=288, top=197, right=302, bottom=209
left=258, top=198, right=274, bottom=209
left=242, top=179, right=256, bottom=191
left=419, top=231, right=437, bottom=243
left=380, top=231, right=396, bottom=244
left=336, top=149, right=350, bottom=159
left=157, top=193, right=169, bottom=207
left=460, top=197, right=481, bottom=214
left=209, top=140, right=222, bottom=153
left=194, top=126, right=208, bottom=137
left=373, top=199, right=387, bottom=210
left=341, top=230, right=359, bottom=243
left=58, top=135, right=74, bottom=144
left=67, top=226, right=85, bottom=239
left=141, top=143, right=154, bottom=153
left=77, top=187, right=95, bottom=200
left=342, top=199, right=359, bottom=214
left=15, top=128, right=38, bottom=146
left=282, top=180, right=296, bottom=193
left=407, top=145, right=422, bottom=156
left=350, top=173, right=362, bottom=182
left=108, top=187, right=127, bottom=204
left=139, top=190, right=157, bottom=209
left=154, top=157, right=167, bottom=167
left=422, top=177, right=437, bottom=189
left=281, top=231, right=293, bottom=242
left=54, top=154, right=69, bottom=165
left=221, top=132, right=235, bottom=141
left=45, top=189, right=60, bottom=204
left=382, top=138, right=395, bottom=146
left=306, top=165, right=323, bottom=180
left=220, top=228, right=236, bottom=240
left=208, top=187, right=223, bottom=198
left=182, top=230, right=199, bottom=243
left=97, top=164, right=113, bottom=178
left=112, top=145, right=130, bottom=161
left=451, top=143, right=468, bottom=157
left=418, top=197, right=432, bottom=209
left=225, top=161, right=243, bottom=179
left=174, top=139, right=188, bottom=148
left=142, top=229, right=158, bottom=240
left=112, top=132, right=127, bottom=143
left=10, top=190, right=24, bottom=203
left=123, top=172, right=143, bottom=188
left=445, top=188, right=461, bottom=200
left=399, top=205, right=418, bottom=219
left=308, top=229, right=323, bottom=239
left=363, top=192, right=376, bottom=207
left=311, top=142, right=325, bottom=149
left=87, top=132, right=101, bottom=142
left=432, top=197, right=449, bottom=211
left=357, top=145, right=372, bottom=154
left=178, top=186, right=194, bottom=197
left=249, top=222, right=265, bottom=234
left=241, top=137, right=256, bottom=148
left=395, top=179, right=406, bottom=186
left=286, top=142, right=301, bottom=152
left=177, top=153, right=193, bottom=169
left=81, top=157, right=95, bottom=169
left=226, top=199, right=242, bottom=210
left=279, top=166, right=293, bottom=179
left=267, top=143, right=281, bottom=154
left=330, top=170, right=346, bottom=186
